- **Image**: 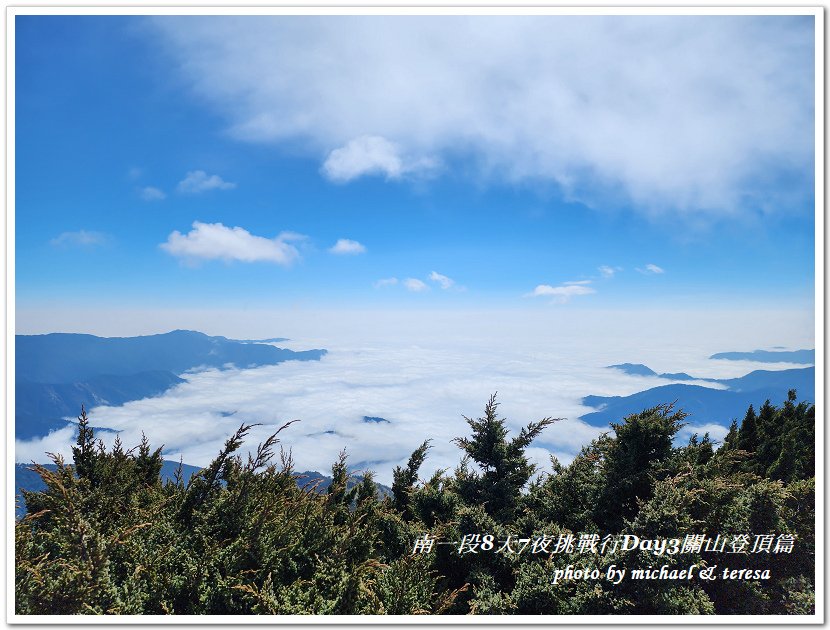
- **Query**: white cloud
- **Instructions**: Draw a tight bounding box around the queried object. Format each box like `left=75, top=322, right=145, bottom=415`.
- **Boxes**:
left=526, top=282, right=596, bottom=303
left=16, top=426, right=77, bottom=465
left=177, top=170, right=237, bottom=194
left=429, top=271, right=455, bottom=290
left=151, top=16, right=813, bottom=218
left=323, top=136, right=402, bottom=182
left=637, top=263, right=665, bottom=275
left=598, top=265, right=622, bottom=279
left=140, top=186, right=167, bottom=201
left=322, top=135, right=438, bottom=183
left=374, top=277, right=399, bottom=288
left=329, top=238, right=367, bottom=255
left=404, top=278, right=429, bottom=292
left=160, top=221, right=302, bottom=265
left=50, top=230, right=109, bottom=248
left=322, top=135, right=425, bottom=183
left=564, top=280, right=592, bottom=286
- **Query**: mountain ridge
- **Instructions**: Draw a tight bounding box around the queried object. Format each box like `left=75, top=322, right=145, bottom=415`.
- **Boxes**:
left=582, top=366, right=814, bottom=428
left=708, top=349, right=814, bottom=363
left=16, top=330, right=327, bottom=439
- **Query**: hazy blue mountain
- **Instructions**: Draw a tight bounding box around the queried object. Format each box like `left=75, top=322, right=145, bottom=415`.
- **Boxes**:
left=16, top=330, right=327, bottom=439
left=582, top=385, right=752, bottom=428
left=362, top=416, right=390, bottom=424
left=230, top=337, right=289, bottom=344
left=607, top=363, right=657, bottom=376
left=581, top=367, right=814, bottom=428
left=717, top=367, right=815, bottom=393
left=659, top=372, right=696, bottom=381
left=17, top=330, right=326, bottom=382
left=16, top=371, right=185, bottom=439
left=608, top=364, right=695, bottom=381
left=709, top=349, right=814, bottom=364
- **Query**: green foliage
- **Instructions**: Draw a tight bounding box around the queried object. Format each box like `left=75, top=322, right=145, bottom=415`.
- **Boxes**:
left=721, top=390, right=815, bottom=484
left=392, top=440, right=431, bottom=518
left=452, top=393, right=559, bottom=523
left=595, top=404, right=686, bottom=531
left=16, top=392, right=814, bottom=616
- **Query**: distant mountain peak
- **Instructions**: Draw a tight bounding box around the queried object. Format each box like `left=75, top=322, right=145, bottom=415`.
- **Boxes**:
left=607, top=364, right=697, bottom=382
left=709, top=349, right=814, bottom=364
left=607, top=363, right=657, bottom=377
left=363, top=416, right=390, bottom=424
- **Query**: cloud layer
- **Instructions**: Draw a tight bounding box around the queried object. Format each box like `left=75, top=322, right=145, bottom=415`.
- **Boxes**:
left=16, top=346, right=609, bottom=484
left=151, top=15, right=814, bottom=218
left=17, top=308, right=797, bottom=485
left=160, top=221, right=303, bottom=265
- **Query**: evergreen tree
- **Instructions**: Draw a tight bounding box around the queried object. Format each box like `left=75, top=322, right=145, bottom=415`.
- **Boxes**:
left=736, top=404, right=759, bottom=455
left=452, top=394, right=558, bottom=523
left=71, top=405, right=96, bottom=482
left=755, top=399, right=780, bottom=475
left=392, top=440, right=431, bottom=518
left=722, top=419, right=739, bottom=451
left=595, top=404, right=685, bottom=531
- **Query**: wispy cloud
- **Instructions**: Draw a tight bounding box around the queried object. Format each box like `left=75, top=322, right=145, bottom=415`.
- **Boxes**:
left=637, top=263, right=665, bottom=275
left=598, top=265, right=622, bottom=279
left=50, top=230, right=109, bottom=248
left=525, top=282, right=596, bottom=303
left=404, top=278, right=429, bottom=292
left=329, top=238, right=367, bottom=255
left=177, top=170, right=237, bottom=194
left=160, top=221, right=303, bottom=265
left=140, top=186, right=166, bottom=201
left=151, top=16, right=813, bottom=218
left=374, top=277, right=399, bottom=288
left=429, top=271, right=455, bottom=290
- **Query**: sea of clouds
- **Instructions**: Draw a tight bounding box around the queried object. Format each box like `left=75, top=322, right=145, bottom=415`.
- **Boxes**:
left=15, top=308, right=814, bottom=485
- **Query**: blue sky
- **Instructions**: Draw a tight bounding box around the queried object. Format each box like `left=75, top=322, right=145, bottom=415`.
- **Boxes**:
left=15, top=15, right=816, bottom=322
